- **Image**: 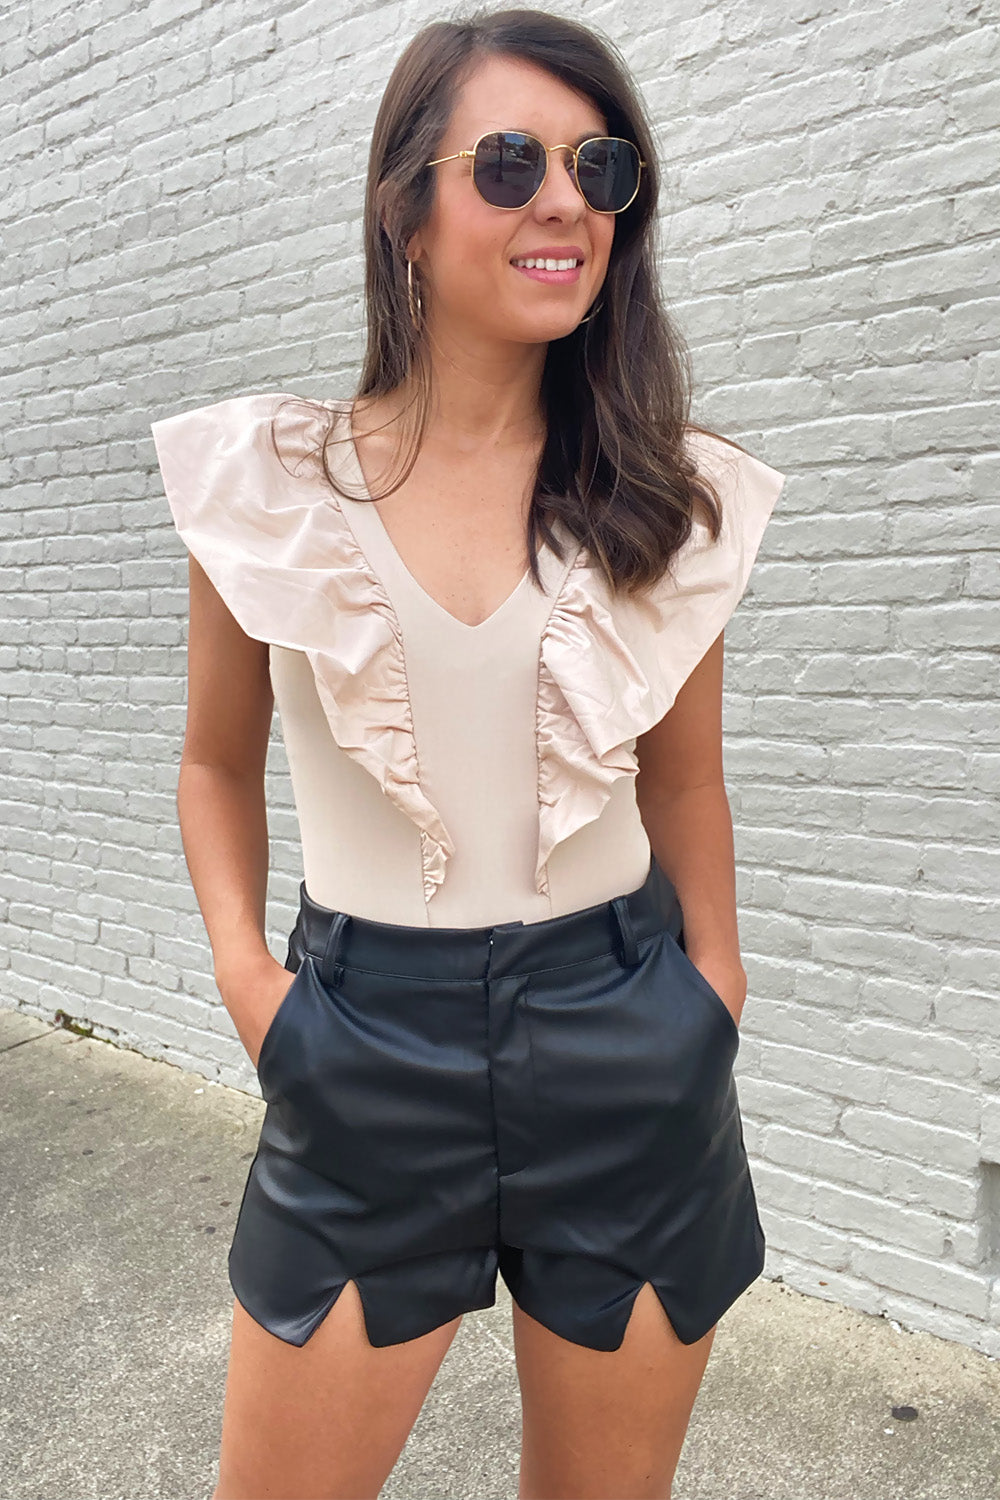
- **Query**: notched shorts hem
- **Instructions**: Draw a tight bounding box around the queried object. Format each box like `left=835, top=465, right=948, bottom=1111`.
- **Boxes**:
left=228, top=1242, right=500, bottom=1348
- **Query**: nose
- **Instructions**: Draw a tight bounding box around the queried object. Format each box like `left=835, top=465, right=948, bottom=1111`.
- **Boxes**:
left=535, top=147, right=587, bottom=215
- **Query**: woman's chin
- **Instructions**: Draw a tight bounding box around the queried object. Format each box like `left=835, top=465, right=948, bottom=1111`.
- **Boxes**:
left=487, top=310, right=589, bottom=344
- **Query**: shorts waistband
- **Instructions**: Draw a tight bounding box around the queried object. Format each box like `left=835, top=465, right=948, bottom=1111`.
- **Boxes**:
left=288, top=855, right=684, bottom=985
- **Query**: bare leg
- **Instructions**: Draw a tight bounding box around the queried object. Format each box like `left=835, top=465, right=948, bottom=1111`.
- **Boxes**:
left=212, top=1280, right=462, bottom=1500
left=514, top=1281, right=717, bottom=1500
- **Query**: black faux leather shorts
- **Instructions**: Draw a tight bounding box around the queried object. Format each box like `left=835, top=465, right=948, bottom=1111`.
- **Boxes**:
left=227, top=855, right=766, bottom=1351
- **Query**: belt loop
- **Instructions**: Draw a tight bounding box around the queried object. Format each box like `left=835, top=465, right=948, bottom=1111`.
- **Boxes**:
left=611, top=895, right=640, bottom=968
left=319, top=910, right=350, bottom=989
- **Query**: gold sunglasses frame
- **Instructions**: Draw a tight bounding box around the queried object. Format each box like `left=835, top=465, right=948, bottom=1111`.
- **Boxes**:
left=426, top=130, right=647, bottom=214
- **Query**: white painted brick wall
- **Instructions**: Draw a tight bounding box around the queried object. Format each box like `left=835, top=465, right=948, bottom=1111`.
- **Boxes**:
left=2, top=1, right=998, bottom=1357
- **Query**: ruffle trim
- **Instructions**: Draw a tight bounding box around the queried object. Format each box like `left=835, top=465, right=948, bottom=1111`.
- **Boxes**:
left=534, top=430, right=786, bottom=896
left=150, top=391, right=454, bottom=904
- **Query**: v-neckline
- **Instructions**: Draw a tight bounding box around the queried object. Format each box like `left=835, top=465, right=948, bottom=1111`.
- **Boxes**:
left=339, top=399, right=533, bottom=633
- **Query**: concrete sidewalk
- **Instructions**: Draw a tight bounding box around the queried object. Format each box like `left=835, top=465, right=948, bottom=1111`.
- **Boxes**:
left=2, top=1005, right=998, bottom=1500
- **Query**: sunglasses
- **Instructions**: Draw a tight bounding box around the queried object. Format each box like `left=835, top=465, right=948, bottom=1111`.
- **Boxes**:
left=426, top=130, right=647, bottom=214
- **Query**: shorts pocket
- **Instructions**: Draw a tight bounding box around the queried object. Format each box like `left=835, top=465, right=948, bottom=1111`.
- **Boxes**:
left=667, top=930, right=740, bottom=1045
left=255, top=951, right=314, bottom=1096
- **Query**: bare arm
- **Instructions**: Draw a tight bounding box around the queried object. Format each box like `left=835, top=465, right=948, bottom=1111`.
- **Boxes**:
left=177, top=554, right=291, bottom=1060
left=634, top=630, right=748, bottom=1025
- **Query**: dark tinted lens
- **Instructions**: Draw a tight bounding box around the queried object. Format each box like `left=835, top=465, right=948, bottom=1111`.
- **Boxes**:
left=473, top=131, right=545, bottom=208
left=577, top=138, right=641, bottom=212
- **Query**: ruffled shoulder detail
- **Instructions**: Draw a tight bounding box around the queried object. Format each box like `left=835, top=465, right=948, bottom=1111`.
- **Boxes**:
left=535, top=429, right=786, bottom=896
left=150, top=391, right=454, bottom=904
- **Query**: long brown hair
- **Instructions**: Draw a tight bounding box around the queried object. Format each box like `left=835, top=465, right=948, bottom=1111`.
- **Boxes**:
left=273, top=5, right=741, bottom=599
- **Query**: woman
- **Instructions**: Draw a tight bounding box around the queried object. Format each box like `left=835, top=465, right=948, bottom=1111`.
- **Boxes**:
left=152, top=8, right=785, bottom=1498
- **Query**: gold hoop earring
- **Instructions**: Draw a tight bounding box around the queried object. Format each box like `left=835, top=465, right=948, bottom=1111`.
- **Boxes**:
left=406, top=258, right=423, bottom=330
left=578, top=299, right=604, bottom=325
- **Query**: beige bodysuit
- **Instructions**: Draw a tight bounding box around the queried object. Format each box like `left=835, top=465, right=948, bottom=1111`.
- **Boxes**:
left=151, top=394, right=786, bottom=929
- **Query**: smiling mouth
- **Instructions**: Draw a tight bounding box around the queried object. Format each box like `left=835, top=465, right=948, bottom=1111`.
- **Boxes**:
left=510, top=256, right=585, bottom=270
left=510, top=258, right=584, bottom=285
